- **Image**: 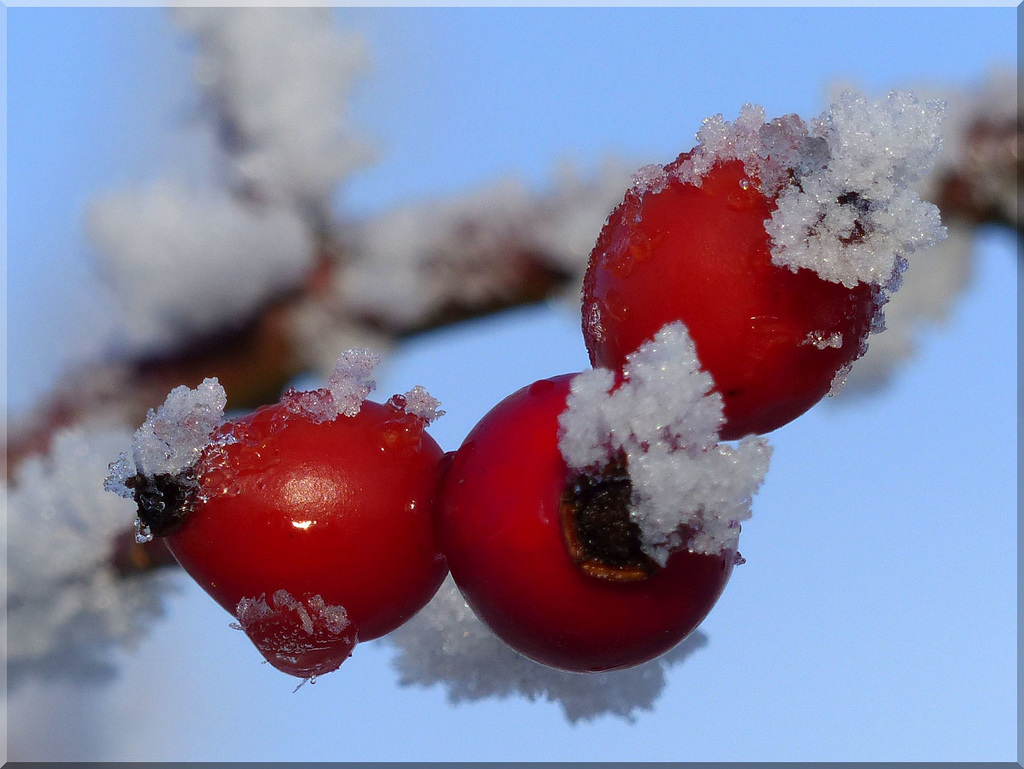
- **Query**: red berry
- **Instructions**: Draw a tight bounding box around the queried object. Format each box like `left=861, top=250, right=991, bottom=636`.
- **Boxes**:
left=162, top=397, right=448, bottom=678
left=438, top=375, right=736, bottom=673
left=582, top=155, right=879, bottom=439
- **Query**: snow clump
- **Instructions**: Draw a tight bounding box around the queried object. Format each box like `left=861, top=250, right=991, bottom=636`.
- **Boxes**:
left=673, top=90, right=947, bottom=291
left=559, top=322, right=772, bottom=561
left=105, top=377, right=227, bottom=494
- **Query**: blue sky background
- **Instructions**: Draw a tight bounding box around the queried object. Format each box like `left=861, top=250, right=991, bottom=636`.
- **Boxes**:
left=6, top=6, right=1017, bottom=762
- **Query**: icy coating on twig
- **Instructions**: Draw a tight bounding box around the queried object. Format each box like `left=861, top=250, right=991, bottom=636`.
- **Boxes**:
left=558, top=323, right=772, bottom=561
left=173, top=7, right=372, bottom=209
left=341, top=162, right=635, bottom=331
left=674, top=91, right=947, bottom=289
left=8, top=425, right=169, bottom=686
left=87, top=184, right=315, bottom=352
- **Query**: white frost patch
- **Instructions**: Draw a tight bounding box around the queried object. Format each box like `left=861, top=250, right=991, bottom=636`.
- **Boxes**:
left=395, top=385, right=446, bottom=425
left=767, top=91, right=946, bottom=288
left=328, top=348, right=381, bottom=417
left=558, top=322, right=772, bottom=560
left=106, top=378, right=226, bottom=489
left=385, top=577, right=708, bottom=723
left=88, top=182, right=314, bottom=352
left=280, top=348, right=443, bottom=426
left=675, top=103, right=772, bottom=188
left=281, top=347, right=381, bottom=423
left=6, top=425, right=169, bottom=686
left=631, top=163, right=670, bottom=196
left=105, top=378, right=227, bottom=541
left=672, top=92, right=946, bottom=291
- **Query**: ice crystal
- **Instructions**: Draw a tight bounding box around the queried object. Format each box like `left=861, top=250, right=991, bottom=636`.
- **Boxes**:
left=672, top=91, right=946, bottom=291
left=558, top=322, right=772, bottom=560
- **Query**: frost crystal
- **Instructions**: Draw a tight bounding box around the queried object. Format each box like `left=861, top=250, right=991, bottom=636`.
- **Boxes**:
left=672, top=91, right=947, bottom=292
left=767, top=91, right=947, bottom=289
left=105, top=378, right=227, bottom=493
left=397, top=385, right=445, bottom=425
left=558, top=322, right=772, bottom=560
left=104, top=378, right=228, bottom=542
left=235, top=590, right=349, bottom=638
left=280, top=348, right=382, bottom=423
left=804, top=331, right=844, bottom=350
left=631, top=163, right=670, bottom=196
left=386, top=577, right=708, bottom=723
left=277, top=349, right=445, bottom=428
left=328, top=348, right=381, bottom=417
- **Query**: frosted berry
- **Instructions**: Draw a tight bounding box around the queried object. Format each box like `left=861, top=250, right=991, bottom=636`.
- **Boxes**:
left=582, top=155, right=879, bottom=439
left=112, top=377, right=448, bottom=680
left=438, top=375, right=736, bottom=673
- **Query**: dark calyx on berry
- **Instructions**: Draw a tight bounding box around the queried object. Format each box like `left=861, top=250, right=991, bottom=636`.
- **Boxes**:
left=560, top=453, right=658, bottom=582
left=125, top=467, right=201, bottom=538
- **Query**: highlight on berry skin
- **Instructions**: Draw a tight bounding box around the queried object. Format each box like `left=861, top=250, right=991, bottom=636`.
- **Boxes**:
left=105, top=349, right=448, bottom=682
left=582, top=90, right=947, bottom=439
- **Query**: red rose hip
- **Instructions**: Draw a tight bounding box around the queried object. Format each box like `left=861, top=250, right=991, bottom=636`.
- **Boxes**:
left=583, top=155, right=878, bottom=440
left=170, top=397, right=448, bottom=643
left=107, top=353, right=449, bottom=680
left=438, top=374, right=738, bottom=673
left=583, top=94, right=948, bottom=440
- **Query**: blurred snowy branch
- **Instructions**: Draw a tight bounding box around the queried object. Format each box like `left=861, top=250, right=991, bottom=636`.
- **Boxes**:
left=839, top=67, right=1019, bottom=394
left=5, top=425, right=174, bottom=688
left=385, top=577, right=709, bottom=723
left=174, top=7, right=373, bottom=224
left=4, top=6, right=1018, bottom=722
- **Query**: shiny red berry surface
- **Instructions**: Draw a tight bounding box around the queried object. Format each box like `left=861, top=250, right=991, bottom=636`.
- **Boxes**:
left=165, top=399, right=448, bottom=677
left=438, top=375, right=735, bottom=673
left=582, top=155, right=878, bottom=439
